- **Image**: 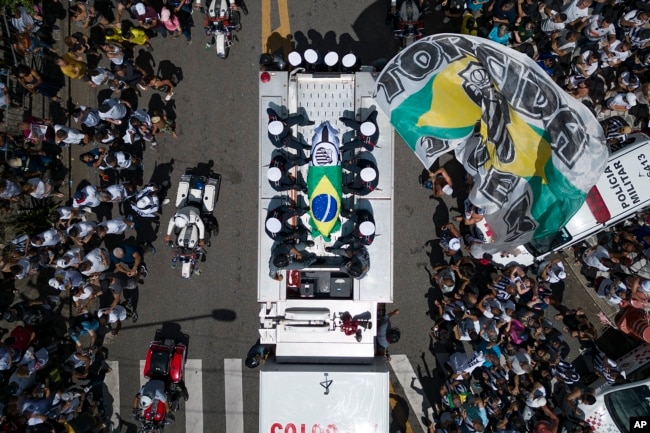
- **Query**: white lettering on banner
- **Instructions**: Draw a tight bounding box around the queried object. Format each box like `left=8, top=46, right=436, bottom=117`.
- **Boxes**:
left=604, top=161, right=641, bottom=209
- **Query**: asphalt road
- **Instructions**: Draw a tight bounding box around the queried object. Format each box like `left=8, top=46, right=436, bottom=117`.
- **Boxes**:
left=57, top=1, right=617, bottom=432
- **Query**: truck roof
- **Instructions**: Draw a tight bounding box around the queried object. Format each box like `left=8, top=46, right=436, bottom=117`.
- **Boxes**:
left=257, top=71, right=395, bottom=361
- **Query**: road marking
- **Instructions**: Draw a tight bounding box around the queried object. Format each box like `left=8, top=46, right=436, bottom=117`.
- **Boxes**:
left=104, top=361, right=120, bottom=430
left=185, top=359, right=203, bottom=433
left=389, top=382, right=413, bottom=433
left=390, top=354, right=433, bottom=433
left=224, top=359, right=244, bottom=433
left=261, top=0, right=291, bottom=55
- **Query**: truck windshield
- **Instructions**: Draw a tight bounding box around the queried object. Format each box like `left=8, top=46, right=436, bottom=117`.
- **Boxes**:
left=525, top=229, right=572, bottom=256
left=605, top=383, right=650, bottom=433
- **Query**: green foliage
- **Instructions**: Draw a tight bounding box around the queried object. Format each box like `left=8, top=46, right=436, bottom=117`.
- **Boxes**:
left=1, top=0, right=35, bottom=14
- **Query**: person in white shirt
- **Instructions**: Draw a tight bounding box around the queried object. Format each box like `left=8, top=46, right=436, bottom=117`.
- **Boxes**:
left=540, top=12, right=567, bottom=34
left=78, top=247, right=110, bottom=276
left=98, top=305, right=128, bottom=335
left=582, top=14, right=616, bottom=45
left=600, top=40, right=632, bottom=68
left=606, top=92, right=637, bottom=112
left=54, top=125, right=88, bottom=146
left=97, top=217, right=134, bottom=237
left=56, top=248, right=84, bottom=268
left=30, top=228, right=66, bottom=248
left=561, top=0, right=591, bottom=30
left=72, top=185, right=101, bottom=209
left=164, top=206, right=205, bottom=246
left=98, top=184, right=134, bottom=203
left=24, top=178, right=63, bottom=199
left=131, top=184, right=161, bottom=218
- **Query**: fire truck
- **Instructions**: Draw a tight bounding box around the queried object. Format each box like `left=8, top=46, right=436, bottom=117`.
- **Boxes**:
left=257, top=60, right=395, bottom=433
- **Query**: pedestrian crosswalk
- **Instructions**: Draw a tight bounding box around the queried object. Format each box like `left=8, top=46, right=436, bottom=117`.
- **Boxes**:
left=103, top=355, right=432, bottom=433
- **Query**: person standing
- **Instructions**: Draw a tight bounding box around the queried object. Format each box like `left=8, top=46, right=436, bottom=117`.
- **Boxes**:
left=376, top=308, right=400, bottom=360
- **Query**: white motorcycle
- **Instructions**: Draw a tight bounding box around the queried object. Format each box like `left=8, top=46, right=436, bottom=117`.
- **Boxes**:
left=203, top=0, right=243, bottom=58
left=170, top=170, right=221, bottom=279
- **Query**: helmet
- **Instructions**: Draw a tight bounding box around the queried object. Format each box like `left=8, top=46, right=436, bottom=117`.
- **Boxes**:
left=359, top=221, right=375, bottom=237
left=194, top=180, right=205, bottom=190
left=359, top=121, right=376, bottom=137
left=287, top=51, right=302, bottom=67
left=265, top=217, right=282, bottom=234
left=268, top=121, right=284, bottom=136
left=139, top=395, right=153, bottom=409
left=174, top=214, right=188, bottom=228
left=267, top=167, right=282, bottom=182
left=245, top=356, right=260, bottom=368
left=360, top=167, right=377, bottom=182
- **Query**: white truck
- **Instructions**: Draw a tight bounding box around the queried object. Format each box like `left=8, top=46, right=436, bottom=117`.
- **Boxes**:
left=257, top=66, right=395, bottom=433
left=489, top=133, right=650, bottom=268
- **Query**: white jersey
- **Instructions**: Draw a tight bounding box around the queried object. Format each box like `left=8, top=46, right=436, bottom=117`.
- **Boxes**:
left=98, top=218, right=130, bottom=235
left=97, top=305, right=127, bottom=323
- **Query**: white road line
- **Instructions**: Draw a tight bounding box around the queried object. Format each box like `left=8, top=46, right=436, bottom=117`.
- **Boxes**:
left=104, top=360, right=120, bottom=431
left=390, top=354, right=433, bottom=433
left=185, top=359, right=203, bottom=433
left=224, top=358, right=244, bottom=433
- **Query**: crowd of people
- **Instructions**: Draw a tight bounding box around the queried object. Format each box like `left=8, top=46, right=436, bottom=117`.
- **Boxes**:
left=419, top=196, right=650, bottom=433
left=438, top=0, right=650, bottom=141
left=413, top=1, right=650, bottom=430
left=0, top=0, right=250, bottom=431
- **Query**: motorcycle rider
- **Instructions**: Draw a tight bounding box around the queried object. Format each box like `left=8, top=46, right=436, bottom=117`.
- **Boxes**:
left=164, top=206, right=206, bottom=247
left=133, top=379, right=171, bottom=418
left=386, top=0, right=426, bottom=27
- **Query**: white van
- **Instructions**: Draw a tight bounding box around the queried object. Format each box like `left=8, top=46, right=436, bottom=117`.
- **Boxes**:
left=581, top=336, right=650, bottom=432
left=488, top=133, right=650, bottom=267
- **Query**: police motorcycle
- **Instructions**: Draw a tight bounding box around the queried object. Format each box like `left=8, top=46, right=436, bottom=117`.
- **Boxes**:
left=392, top=0, right=426, bottom=49
left=168, top=169, right=221, bottom=279
left=134, top=331, right=189, bottom=433
left=201, top=0, right=245, bottom=58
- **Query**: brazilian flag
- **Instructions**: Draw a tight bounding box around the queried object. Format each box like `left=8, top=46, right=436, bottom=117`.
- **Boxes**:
left=307, top=122, right=343, bottom=241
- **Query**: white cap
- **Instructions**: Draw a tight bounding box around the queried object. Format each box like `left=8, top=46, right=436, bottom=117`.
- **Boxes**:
left=136, top=196, right=151, bottom=209
left=324, top=51, right=339, bottom=67
left=442, top=184, right=454, bottom=195
left=56, top=258, right=68, bottom=268
left=268, top=120, right=284, bottom=136
left=627, top=92, right=637, bottom=107
left=265, top=217, right=282, bottom=233
left=359, top=221, right=375, bottom=236
left=557, top=270, right=567, bottom=279
left=174, top=214, right=188, bottom=228
left=267, top=166, right=282, bottom=182
left=139, top=395, right=153, bottom=409
left=360, top=121, right=376, bottom=137
left=288, top=51, right=302, bottom=67
left=342, top=53, right=357, bottom=68
left=49, top=278, right=65, bottom=291
left=448, top=238, right=461, bottom=251
left=304, top=49, right=318, bottom=64
left=360, top=167, right=377, bottom=182
left=135, top=2, right=146, bottom=15
left=641, top=279, right=650, bottom=293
